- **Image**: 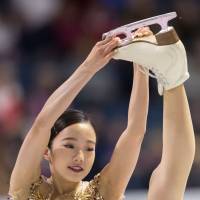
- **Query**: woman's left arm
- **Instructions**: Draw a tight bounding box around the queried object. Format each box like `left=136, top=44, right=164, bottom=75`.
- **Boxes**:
left=99, top=28, right=151, bottom=199
left=100, top=64, right=149, bottom=197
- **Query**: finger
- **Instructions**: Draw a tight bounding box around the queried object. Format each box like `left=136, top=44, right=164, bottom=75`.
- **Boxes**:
left=137, top=26, right=150, bottom=32
left=133, top=32, right=143, bottom=38
left=105, top=49, right=116, bottom=60
left=134, top=27, right=153, bottom=38
left=134, top=27, right=144, bottom=34
left=103, top=37, right=120, bottom=55
left=134, top=27, right=151, bottom=35
left=96, top=36, right=113, bottom=46
left=142, top=26, right=150, bottom=31
left=143, top=30, right=153, bottom=36
left=141, top=27, right=153, bottom=35
left=133, top=28, right=143, bottom=37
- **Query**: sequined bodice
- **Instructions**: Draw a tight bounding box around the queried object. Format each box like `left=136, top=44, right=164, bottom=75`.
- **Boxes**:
left=9, top=174, right=104, bottom=200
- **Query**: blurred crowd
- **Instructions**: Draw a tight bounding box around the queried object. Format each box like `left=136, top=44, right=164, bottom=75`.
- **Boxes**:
left=0, top=0, right=200, bottom=196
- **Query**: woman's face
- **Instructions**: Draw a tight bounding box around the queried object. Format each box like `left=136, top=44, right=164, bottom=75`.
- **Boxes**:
left=48, top=122, right=96, bottom=182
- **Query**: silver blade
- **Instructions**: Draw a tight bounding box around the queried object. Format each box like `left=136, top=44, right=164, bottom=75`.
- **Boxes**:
left=102, top=12, right=177, bottom=40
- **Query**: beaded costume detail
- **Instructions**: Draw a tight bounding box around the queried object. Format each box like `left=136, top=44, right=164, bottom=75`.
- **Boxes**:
left=9, top=174, right=104, bottom=200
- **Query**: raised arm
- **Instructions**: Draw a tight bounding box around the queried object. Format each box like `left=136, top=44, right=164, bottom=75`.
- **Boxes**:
left=99, top=28, right=151, bottom=199
left=126, top=64, right=149, bottom=134
left=9, top=36, right=119, bottom=192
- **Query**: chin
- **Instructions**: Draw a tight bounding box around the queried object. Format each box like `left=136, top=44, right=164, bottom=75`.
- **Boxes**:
left=64, top=169, right=87, bottom=182
left=64, top=173, right=84, bottom=182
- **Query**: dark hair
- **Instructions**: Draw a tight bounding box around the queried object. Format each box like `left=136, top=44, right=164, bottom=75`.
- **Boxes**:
left=48, top=109, right=94, bottom=148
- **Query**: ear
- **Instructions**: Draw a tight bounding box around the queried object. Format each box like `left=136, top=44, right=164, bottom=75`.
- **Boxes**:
left=43, top=147, right=51, bottom=161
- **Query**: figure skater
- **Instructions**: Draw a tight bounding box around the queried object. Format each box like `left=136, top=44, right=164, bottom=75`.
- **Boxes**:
left=9, top=27, right=195, bottom=200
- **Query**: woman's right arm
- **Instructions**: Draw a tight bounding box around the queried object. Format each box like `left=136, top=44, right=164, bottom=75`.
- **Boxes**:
left=9, top=36, right=119, bottom=192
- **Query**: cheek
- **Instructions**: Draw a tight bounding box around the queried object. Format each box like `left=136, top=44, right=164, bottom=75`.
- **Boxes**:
left=52, top=149, right=73, bottom=165
left=85, top=152, right=95, bottom=165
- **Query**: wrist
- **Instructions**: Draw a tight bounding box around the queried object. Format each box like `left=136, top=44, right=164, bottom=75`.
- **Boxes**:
left=81, top=60, right=99, bottom=75
left=135, top=67, right=149, bottom=81
left=80, top=62, right=97, bottom=76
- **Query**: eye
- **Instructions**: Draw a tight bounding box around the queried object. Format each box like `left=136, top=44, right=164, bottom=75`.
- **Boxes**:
left=64, top=144, right=74, bottom=149
left=86, top=147, right=95, bottom=152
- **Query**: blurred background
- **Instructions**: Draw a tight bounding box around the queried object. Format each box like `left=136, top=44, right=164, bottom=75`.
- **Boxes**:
left=0, top=0, right=200, bottom=199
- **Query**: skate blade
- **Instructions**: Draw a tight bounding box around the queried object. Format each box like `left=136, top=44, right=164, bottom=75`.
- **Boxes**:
left=102, top=12, right=177, bottom=47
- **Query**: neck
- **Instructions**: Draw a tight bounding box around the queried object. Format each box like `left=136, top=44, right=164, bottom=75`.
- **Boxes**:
left=49, top=174, right=81, bottom=195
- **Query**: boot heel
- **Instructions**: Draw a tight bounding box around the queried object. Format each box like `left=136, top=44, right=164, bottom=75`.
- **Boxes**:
left=155, top=27, right=179, bottom=45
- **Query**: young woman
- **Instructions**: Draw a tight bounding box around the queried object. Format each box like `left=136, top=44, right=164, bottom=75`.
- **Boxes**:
left=9, top=27, right=195, bottom=200
left=9, top=28, right=149, bottom=200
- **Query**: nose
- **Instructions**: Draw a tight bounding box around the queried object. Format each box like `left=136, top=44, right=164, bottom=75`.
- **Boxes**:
left=73, top=150, right=84, bottom=163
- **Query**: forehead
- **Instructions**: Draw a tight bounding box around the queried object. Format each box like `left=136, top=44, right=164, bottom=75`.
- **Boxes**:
left=54, top=122, right=96, bottom=142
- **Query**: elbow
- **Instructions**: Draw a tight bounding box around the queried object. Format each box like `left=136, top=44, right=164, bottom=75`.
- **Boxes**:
left=33, top=111, right=49, bottom=130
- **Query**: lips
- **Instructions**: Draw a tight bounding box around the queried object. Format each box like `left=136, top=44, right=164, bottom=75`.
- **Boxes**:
left=68, top=166, right=84, bottom=173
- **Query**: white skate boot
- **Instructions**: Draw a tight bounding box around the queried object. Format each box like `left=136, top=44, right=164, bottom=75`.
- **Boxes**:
left=102, top=12, right=189, bottom=95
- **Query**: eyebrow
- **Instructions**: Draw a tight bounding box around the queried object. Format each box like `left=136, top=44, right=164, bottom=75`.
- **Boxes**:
left=62, top=137, right=96, bottom=144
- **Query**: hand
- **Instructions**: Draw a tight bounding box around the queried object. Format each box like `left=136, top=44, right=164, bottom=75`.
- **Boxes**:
left=133, top=26, right=153, bottom=38
left=82, top=36, right=120, bottom=73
